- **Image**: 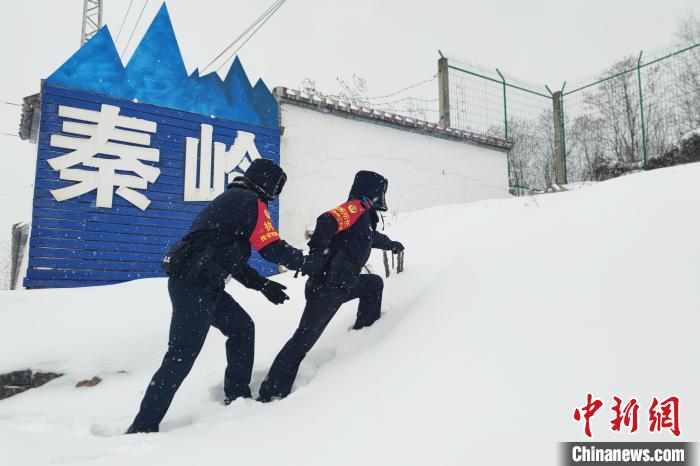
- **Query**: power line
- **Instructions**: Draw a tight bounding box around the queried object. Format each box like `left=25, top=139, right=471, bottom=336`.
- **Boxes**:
left=201, top=0, right=283, bottom=73
left=0, top=132, right=20, bottom=138
left=365, top=75, right=437, bottom=100
left=120, top=0, right=150, bottom=60
left=115, top=0, right=136, bottom=43
left=372, top=95, right=438, bottom=106
left=214, top=1, right=287, bottom=73
left=202, top=0, right=287, bottom=74
left=201, top=0, right=282, bottom=73
left=319, top=75, right=438, bottom=104
left=1, top=100, right=21, bottom=107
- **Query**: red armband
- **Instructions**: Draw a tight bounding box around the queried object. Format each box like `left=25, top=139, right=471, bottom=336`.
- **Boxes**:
left=327, top=199, right=367, bottom=233
left=249, top=199, right=280, bottom=251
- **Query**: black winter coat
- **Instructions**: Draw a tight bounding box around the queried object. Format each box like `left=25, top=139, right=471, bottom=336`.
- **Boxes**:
left=307, top=197, right=394, bottom=289
left=182, top=182, right=304, bottom=289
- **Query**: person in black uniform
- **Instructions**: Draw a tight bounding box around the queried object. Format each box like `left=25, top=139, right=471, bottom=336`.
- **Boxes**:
left=258, top=170, right=404, bottom=402
left=127, top=158, right=315, bottom=434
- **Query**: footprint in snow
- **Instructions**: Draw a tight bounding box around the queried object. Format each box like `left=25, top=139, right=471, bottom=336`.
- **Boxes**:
left=208, top=381, right=226, bottom=404
left=160, top=415, right=195, bottom=432
left=90, top=424, right=118, bottom=437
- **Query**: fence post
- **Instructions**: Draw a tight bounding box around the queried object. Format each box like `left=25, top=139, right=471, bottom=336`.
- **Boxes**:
left=438, top=55, right=450, bottom=127
left=496, top=69, right=508, bottom=139
left=552, top=91, right=567, bottom=185
left=495, top=69, right=512, bottom=192
left=637, top=51, right=648, bottom=169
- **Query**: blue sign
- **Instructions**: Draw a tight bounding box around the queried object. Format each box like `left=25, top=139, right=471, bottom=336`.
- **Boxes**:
left=25, top=4, right=281, bottom=288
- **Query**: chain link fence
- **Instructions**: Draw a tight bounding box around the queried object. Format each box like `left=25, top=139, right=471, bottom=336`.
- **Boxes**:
left=443, top=53, right=556, bottom=193
left=563, top=44, right=700, bottom=183
left=441, top=42, right=700, bottom=194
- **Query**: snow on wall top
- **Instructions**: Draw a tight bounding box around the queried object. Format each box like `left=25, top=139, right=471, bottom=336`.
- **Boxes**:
left=46, top=4, right=278, bottom=129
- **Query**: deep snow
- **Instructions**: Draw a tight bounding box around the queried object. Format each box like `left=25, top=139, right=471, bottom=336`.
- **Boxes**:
left=0, top=163, right=698, bottom=466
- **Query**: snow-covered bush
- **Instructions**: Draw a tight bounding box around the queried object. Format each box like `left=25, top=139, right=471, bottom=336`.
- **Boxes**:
left=647, top=130, right=700, bottom=170
left=590, top=156, right=641, bottom=181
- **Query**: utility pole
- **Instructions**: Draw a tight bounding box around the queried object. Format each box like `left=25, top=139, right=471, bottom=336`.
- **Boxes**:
left=81, top=0, right=103, bottom=45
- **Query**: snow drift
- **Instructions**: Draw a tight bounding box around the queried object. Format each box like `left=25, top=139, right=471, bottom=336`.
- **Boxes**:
left=0, top=163, right=698, bottom=466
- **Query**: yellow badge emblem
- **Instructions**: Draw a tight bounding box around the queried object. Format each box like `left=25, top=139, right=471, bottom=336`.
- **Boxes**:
left=348, top=205, right=358, bottom=214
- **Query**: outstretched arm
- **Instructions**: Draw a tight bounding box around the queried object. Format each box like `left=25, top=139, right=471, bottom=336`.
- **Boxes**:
left=228, top=260, right=268, bottom=290
left=372, top=231, right=394, bottom=250
left=258, top=240, right=304, bottom=271
left=372, top=231, right=404, bottom=253
left=228, top=260, right=289, bottom=305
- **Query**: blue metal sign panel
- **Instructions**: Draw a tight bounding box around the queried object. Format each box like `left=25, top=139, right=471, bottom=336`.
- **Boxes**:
left=25, top=4, right=281, bottom=288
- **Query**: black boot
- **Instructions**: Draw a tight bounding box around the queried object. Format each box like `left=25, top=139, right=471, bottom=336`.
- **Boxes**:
left=224, top=387, right=252, bottom=405
left=125, top=423, right=159, bottom=434
left=257, top=378, right=289, bottom=403
left=224, top=390, right=253, bottom=406
left=256, top=391, right=282, bottom=403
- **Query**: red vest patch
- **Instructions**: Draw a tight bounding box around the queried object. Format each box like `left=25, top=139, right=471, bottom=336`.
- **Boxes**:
left=327, top=200, right=367, bottom=233
left=249, top=199, right=280, bottom=251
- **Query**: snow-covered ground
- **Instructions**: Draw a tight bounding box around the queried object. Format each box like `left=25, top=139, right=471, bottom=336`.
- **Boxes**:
left=0, top=163, right=698, bottom=465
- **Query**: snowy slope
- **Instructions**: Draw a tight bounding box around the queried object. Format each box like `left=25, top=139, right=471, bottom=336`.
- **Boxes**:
left=0, top=163, right=698, bottom=466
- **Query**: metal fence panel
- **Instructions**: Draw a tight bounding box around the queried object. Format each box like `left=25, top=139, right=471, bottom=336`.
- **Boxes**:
left=442, top=42, right=700, bottom=193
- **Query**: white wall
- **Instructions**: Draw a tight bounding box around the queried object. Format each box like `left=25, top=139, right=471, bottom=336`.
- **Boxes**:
left=279, top=104, right=509, bottom=248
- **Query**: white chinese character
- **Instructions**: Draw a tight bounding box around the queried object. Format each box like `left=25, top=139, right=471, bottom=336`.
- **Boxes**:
left=48, top=104, right=161, bottom=211
left=184, top=124, right=262, bottom=202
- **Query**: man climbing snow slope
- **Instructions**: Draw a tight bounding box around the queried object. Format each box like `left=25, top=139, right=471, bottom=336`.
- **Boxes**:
left=259, top=170, right=405, bottom=401
left=127, top=159, right=317, bottom=433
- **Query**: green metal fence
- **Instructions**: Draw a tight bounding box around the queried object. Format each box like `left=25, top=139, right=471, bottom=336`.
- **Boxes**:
left=442, top=52, right=556, bottom=193
left=440, top=43, right=700, bottom=193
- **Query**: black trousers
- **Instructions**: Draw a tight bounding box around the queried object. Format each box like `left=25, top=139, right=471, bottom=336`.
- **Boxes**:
left=259, top=273, right=384, bottom=401
left=128, top=277, right=254, bottom=432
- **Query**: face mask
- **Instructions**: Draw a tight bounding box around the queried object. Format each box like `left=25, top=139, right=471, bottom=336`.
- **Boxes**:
left=374, top=179, right=388, bottom=211
left=271, top=172, right=287, bottom=197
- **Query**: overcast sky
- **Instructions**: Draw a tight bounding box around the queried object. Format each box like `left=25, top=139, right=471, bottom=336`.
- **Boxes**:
left=0, top=0, right=698, bottom=238
left=1, top=0, right=698, bottom=127
left=2, top=0, right=699, bottom=96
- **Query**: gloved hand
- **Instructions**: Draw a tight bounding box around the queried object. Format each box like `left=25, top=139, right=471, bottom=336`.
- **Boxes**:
left=390, top=241, right=405, bottom=254
left=301, top=254, right=324, bottom=277
left=260, top=280, right=289, bottom=305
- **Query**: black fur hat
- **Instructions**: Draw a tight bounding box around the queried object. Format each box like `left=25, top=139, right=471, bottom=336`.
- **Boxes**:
left=242, top=158, right=287, bottom=201
left=349, top=170, right=388, bottom=211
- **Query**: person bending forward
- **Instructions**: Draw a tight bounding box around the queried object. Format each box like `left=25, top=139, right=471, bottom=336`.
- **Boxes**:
left=258, top=170, right=404, bottom=402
